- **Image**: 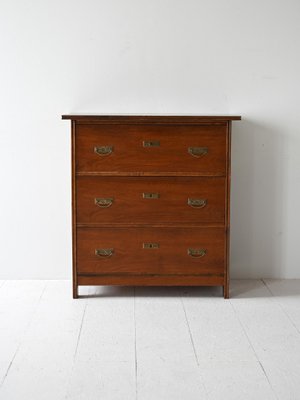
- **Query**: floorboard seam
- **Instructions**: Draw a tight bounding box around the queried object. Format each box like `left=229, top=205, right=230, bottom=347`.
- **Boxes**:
left=261, top=279, right=300, bottom=336
left=64, top=299, right=88, bottom=400
left=0, top=344, right=20, bottom=388
left=180, top=292, right=210, bottom=399
left=180, top=296, right=199, bottom=367
left=229, top=299, right=279, bottom=400
left=73, top=303, right=87, bottom=361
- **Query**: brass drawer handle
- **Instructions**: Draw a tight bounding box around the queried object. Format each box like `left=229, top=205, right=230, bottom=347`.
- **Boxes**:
left=188, top=198, right=207, bottom=208
left=143, top=193, right=160, bottom=199
left=188, top=248, right=207, bottom=258
left=95, top=248, right=114, bottom=258
left=143, top=140, right=160, bottom=147
left=143, top=242, right=159, bottom=249
left=95, top=198, right=114, bottom=208
left=94, top=146, right=113, bottom=156
left=188, top=147, right=208, bottom=158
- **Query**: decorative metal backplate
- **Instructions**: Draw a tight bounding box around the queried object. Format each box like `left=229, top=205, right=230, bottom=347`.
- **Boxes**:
left=188, top=248, right=207, bottom=258
left=188, top=147, right=208, bottom=158
left=143, top=243, right=160, bottom=249
left=94, top=146, right=113, bottom=156
left=143, top=140, right=160, bottom=147
left=188, top=198, right=207, bottom=208
left=95, top=248, right=114, bottom=258
left=95, top=198, right=114, bottom=208
left=143, top=193, right=160, bottom=199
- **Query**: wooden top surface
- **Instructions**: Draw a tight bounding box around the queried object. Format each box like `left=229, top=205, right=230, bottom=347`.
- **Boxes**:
left=62, top=115, right=241, bottom=124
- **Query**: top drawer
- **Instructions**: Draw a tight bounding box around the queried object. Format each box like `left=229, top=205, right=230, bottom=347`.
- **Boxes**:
left=75, top=124, right=227, bottom=175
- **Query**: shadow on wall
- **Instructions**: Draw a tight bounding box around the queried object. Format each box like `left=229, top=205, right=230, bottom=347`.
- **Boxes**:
left=230, top=118, right=285, bottom=279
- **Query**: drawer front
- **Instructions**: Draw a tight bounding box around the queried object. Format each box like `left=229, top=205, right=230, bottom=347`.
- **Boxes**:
left=77, top=176, right=225, bottom=225
left=76, top=227, right=225, bottom=275
left=75, top=124, right=227, bottom=175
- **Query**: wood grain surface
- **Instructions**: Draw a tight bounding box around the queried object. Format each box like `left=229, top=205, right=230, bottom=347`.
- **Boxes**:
left=65, top=115, right=241, bottom=298
left=75, top=124, right=227, bottom=175
left=76, top=176, right=226, bottom=225
left=76, top=227, right=225, bottom=275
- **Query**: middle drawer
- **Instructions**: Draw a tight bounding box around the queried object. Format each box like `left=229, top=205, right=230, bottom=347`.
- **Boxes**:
left=76, top=176, right=225, bottom=225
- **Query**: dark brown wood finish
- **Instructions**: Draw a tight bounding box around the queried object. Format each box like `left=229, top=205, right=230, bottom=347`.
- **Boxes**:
left=75, top=124, right=227, bottom=175
left=77, top=227, right=225, bottom=275
left=224, top=121, right=232, bottom=299
left=62, top=115, right=241, bottom=123
left=63, top=115, right=241, bottom=298
left=77, top=275, right=224, bottom=286
left=76, top=176, right=226, bottom=225
left=71, top=121, right=78, bottom=299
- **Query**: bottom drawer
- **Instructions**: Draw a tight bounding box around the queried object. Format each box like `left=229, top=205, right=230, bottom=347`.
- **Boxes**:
left=76, top=227, right=225, bottom=276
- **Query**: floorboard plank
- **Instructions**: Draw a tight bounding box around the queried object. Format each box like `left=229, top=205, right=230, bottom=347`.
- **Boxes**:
left=230, top=279, right=300, bottom=400
left=263, top=279, right=300, bottom=333
left=1, top=280, right=300, bottom=400
left=65, top=286, right=136, bottom=400
left=0, top=280, right=46, bottom=388
left=181, top=283, right=276, bottom=400
left=135, top=286, right=207, bottom=400
left=0, top=281, right=86, bottom=400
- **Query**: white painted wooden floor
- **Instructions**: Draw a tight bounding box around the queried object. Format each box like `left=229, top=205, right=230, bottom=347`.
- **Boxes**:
left=0, top=280, right=300, bottom=400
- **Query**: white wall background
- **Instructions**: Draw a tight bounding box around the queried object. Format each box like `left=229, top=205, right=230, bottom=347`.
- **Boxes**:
left=0, top=0, right=300, bottom=279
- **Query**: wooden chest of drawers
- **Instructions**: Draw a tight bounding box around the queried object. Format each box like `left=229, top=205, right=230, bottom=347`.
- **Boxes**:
left=62, top=115, right=241, bottom=298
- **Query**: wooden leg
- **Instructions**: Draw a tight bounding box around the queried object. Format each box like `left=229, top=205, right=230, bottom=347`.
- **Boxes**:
left=223, top=283, right=229, bottom=299
left=73, top=284, right=78, bottom=299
